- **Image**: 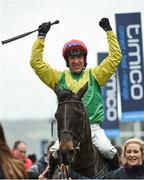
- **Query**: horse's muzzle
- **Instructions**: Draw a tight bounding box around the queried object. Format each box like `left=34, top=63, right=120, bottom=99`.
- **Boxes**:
left=59, top=149, right=75, bottom=165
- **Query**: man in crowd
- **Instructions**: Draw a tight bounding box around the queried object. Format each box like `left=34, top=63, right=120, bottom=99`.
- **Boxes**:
left=12, top=140, right=32, bottom=170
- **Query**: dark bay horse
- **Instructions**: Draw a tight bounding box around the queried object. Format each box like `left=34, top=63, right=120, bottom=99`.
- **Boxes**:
left=54, top=83, right=109, bottom=179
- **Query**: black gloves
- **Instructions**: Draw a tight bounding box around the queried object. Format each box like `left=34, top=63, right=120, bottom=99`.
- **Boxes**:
left=99, top=18, right=112, bottom=31
left=38, top=22, right=51, bottom=37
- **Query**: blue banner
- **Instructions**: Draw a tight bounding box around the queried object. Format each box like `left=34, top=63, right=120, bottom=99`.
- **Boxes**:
left=115, top=12, right=144, bottom=122
left=97, top=53, right=119, bottom=137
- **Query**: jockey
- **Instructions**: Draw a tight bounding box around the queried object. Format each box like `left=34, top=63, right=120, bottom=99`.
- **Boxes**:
left=30, top=18, right=122, bottom=178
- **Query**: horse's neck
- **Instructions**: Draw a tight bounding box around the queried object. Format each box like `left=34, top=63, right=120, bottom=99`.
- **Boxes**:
left=74, top=121, right=94, bottom=163
left=81, top=122, right=94, bottom=153
left=71, top=122, right=106, bottom=178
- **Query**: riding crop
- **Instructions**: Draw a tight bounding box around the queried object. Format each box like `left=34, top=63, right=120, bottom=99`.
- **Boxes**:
left=1, top=20, right=59, bottom=45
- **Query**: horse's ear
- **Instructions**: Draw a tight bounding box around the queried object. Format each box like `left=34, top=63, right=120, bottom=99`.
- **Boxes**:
left=54, top=84, right=61, bottom=96
left=76, top=82, right=88, bottom=99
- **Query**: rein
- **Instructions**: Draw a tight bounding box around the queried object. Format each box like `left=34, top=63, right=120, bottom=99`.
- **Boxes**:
left=59, top=164, right=69, bottom=179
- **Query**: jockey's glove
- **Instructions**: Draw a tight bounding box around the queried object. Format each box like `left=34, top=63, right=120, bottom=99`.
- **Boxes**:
left=38, top=22, right=51, bottom=37
left=99, top=18, right=112, bottom=31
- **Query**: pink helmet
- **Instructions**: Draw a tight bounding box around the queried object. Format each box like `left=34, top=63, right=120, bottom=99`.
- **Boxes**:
left=62, top=39, right=88, bottom=60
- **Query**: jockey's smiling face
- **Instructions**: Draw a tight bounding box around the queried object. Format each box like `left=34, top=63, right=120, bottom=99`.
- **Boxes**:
left=68, top=55, right=85, bottom=74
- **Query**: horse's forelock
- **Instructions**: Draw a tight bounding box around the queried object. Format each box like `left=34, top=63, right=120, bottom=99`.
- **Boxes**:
left=58, top=89, right=74, bottom=102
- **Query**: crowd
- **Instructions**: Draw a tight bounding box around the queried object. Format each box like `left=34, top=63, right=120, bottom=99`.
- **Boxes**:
left=0, top=122, right=55, bottom=179
left=104, top=138, right=144, bottom=179
left=1, top=122, right=144, bottom=179
left=28, top=141, right=55, bottom=179
left=0, top=123, right=28, bottom=179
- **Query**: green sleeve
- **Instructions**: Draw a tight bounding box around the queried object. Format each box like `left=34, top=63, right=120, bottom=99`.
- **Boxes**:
left=30, top=37, right=62, bottom=89
left=92, top=31, right=122, bottom=87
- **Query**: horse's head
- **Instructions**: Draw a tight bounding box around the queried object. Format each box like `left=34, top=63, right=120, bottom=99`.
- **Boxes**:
left=54, top=83, right=88, bottom=165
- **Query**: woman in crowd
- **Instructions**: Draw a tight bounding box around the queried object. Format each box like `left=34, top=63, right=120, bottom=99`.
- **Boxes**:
left=0, top=123, right=28, bottom=179
left=104, top=137, right=144, bottom=179
left=28, top=141, right=55, bottom=179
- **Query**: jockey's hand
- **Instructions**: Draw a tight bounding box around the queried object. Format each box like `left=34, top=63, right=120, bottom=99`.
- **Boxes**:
left=38, top=22, right=51, bottom=37
left=99, top=18, right=112, bottom=31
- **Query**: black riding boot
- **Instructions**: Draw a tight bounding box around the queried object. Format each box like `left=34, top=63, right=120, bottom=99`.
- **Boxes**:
left=45, top=154, right=58, bottom=179
left=105, top=153, right=120, bottom=171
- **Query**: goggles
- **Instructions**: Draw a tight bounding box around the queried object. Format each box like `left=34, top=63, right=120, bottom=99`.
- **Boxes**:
left=66, top=49, right=85, bottom=57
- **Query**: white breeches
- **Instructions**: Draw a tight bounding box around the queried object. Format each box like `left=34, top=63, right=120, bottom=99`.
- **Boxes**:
left=90, top=123, right=117, bottom=159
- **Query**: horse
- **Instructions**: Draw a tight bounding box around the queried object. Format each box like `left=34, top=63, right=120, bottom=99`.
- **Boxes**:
left=53, top=83, right=109, bottom=179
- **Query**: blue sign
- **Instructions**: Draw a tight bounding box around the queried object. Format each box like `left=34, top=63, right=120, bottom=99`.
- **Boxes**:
left=115, top=12, right=144, bottom=122
left=97, top=53, right=119, bottom=137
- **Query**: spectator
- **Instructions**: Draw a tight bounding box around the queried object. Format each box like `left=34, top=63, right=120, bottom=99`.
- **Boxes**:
left=28, top=141, right=55, bottom=179
left=115, top=145, right=123, bottom=167
left=28, top=154, right=37, bottom=165
left=0, top=123, right=28, bottom=179
left=12, top=140, right=32, bottom=170
left=104, top=138, right=144, bottom=179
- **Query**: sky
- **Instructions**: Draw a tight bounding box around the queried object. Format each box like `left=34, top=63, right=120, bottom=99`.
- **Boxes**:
left=0, top=0, right=144, bottom=121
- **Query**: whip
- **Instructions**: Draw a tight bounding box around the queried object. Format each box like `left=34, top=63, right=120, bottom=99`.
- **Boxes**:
left=1, top=20, right=59, bottom=45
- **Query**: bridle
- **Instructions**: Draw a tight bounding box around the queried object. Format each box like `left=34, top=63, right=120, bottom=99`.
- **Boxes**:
left=56, top=98, right=98, bottom=178
left=58, top=99, right=86, bottom=151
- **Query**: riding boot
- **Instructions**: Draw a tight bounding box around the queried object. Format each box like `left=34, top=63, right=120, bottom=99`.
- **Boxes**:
left=105, top=153, right=120, bottom=171
left=44, top=153, right=58, bottom=179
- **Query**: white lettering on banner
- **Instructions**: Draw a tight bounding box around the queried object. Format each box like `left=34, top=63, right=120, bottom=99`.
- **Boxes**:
left=106, top=75, right=117, bottom=121
left=127, top=24, right=143, bottom=100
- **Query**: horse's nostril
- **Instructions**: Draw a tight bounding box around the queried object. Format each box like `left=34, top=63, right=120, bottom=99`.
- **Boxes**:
left=67, top=149, right=75, bottom=163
